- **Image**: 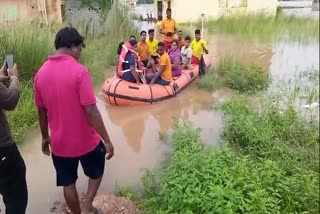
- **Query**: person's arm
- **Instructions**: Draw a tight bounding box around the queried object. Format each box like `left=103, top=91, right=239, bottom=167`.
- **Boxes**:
left=150, top=56, right=166, bottom=84
left=0, top=64, right=20, bottom=110
left=172, top=57, right=181, bottom=69
left=78, top=69, right=114, bottom=159
left=202, top=41, right=209, bottom=54
left=160, top=22, right=165, bottom=35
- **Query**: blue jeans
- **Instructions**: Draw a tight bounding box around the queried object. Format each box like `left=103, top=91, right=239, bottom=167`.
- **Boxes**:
left=150, top=74, right=170, bottom=85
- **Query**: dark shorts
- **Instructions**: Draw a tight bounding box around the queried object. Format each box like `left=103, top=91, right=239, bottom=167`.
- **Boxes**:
left=142, top=60, right=148, bottom=67
left=150, top=74, right=170, bottom=85
left=0, top=144, right=28, bottom=214
left=51, top=141, right=106, bottom=187
left=122, top=71, right=135, bottom=82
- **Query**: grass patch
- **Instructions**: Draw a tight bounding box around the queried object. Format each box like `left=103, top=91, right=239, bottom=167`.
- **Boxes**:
left=6, top=81, right=37, bottom=142
left=0, top=3, right=138, bottom=143
left=140, top=67, right=319, bottom=213
left=140, top=121, right=319, bottom=213
left=199, top=14, right=319, bottom=42
left=197, top=58, right=270, bottom=93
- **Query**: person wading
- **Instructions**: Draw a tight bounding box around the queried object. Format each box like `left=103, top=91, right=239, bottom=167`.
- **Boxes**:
left=34, top=27, right=114, bottom=214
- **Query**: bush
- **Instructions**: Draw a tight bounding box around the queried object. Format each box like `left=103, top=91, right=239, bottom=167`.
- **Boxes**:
left=141, top=121, right=319, bottom=213
left=197, top=59, right=270, bottom=94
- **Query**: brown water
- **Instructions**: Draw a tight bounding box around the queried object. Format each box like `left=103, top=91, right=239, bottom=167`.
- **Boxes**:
left=1, top=31, right=319, bottom=213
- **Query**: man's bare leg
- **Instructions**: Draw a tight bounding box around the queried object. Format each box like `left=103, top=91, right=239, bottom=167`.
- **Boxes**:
left=64, top=183, right=81, bottom=214
left=82, top=176, right=103, bottom=213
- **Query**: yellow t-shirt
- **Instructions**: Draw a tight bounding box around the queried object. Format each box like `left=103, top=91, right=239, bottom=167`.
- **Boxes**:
left=137, top=41, right=149, bottom=61
left=159, top=52, right=172, bottom=81
left=191, top=39, right=208, bottom=59
left=160, top=18, right=176, bottom=42
left=147, top=39, right=159, bottom=57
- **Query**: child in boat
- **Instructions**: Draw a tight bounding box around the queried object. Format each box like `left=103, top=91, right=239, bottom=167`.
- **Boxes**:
left=177, top=30, right=185, bottom=50
left=137, top=31, right=150, bottom=67
left=181, top=36, right=193, bottom=69
left=168, top=39, right=182, bottom=77
left=191, top=29, right=209, bottom=74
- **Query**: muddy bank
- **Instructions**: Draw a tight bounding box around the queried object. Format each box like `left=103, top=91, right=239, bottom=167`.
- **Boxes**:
left=52, top=194, right=140, bottom=214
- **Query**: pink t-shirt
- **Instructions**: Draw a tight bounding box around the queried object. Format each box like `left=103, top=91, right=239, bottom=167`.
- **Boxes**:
left=34, top=54, right=101, bottom=157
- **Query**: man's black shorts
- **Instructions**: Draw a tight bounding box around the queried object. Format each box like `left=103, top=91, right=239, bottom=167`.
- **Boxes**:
left=51, top=141, right=106, bottom=186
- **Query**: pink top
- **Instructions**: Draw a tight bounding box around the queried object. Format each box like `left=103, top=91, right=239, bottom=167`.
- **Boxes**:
left=34, top=54, right=101, bottom=157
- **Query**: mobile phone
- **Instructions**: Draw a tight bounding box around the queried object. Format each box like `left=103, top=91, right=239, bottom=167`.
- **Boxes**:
left=5, top=54, right=14, bottom=76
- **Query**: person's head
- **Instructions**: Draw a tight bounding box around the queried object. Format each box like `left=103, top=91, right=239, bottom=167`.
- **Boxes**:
left=178, top=30, right=183, bottom=39
left=184, top=36, right=191, bottom=48
left=195, top=29, right=201, bottom=41
left=54, top=27, right=85, bottom=60
left=130, top=35, right=136, bottom=41
left=129, top=39, right=138, bottom=51
left=157, top=42, right=165, bottom=55
left=140, top=30, right=147, bottom=41
left=117, top=41, right=125, bottom=55
left=148, top=29, right=155, bottom=40
left=171, top=39, right=178, bottom=51
left=166, top=8, right=172, bottom=19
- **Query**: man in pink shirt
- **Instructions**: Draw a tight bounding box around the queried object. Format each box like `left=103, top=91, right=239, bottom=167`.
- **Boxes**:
left=34, top=27, right=114, bottom=214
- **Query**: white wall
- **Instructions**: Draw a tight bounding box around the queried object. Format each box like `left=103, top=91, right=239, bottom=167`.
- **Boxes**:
left=170, top=0, right=219, bottom=23
left=247, top=0, right=278, bottom=15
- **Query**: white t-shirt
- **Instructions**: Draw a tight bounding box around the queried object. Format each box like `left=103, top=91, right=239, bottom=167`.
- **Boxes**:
left=181, top=46, right=193, bottom=66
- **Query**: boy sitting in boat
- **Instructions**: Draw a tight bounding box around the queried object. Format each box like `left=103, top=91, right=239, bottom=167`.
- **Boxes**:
left=191, top=29, right=209, bottom=74
left=147, top=42, right=172, bottom=85
left=181, top=36, right=193, bottom=69
left=117, top=39, right=144, bottom=83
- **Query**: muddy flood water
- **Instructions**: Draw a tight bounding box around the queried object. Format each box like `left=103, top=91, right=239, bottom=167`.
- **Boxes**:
left=1, top=6, right=319, bottom=214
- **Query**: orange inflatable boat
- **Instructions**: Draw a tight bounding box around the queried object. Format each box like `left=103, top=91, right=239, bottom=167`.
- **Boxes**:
left=102, top=55, right=211, bottom=106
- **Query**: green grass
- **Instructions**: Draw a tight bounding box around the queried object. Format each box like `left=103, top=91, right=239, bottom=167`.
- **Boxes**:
left=0, top=3, right=138, bottom=143
left=197, top=58, right=270, bottom=94
left=139, top=67, right=319, bottom=213
left=200, top=14, right=319, bottom=42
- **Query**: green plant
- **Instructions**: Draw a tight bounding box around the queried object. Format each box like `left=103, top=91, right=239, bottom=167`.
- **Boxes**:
left=197, top=58, right=270, bottom=93
left=202, top=14, right=319, bottom=42
left=141, top=121, right=319, bottom=213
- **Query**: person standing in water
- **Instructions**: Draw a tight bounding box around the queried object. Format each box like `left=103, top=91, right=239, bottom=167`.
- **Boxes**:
left=160, top=8, right=177, bottom=52
left=34, top=27, right=114, bottom=214
left=0, top=62, right=28, bottom=214
left=191, top=29, right=209, bottom=74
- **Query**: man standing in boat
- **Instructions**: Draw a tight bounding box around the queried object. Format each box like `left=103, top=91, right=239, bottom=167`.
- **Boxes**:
left=191, top=29, right=209, bottom=75
left=160, top=8, right=177, bottom=52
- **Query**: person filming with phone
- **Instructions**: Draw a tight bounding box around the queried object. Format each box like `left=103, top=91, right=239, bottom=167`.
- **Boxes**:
left=0, top=60, right=28, bottom=214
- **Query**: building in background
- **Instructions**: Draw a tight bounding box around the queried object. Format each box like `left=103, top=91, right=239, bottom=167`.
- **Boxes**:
left=154, top=0, right=277, bottom=22
left=0, top=0, right=63, bottom=24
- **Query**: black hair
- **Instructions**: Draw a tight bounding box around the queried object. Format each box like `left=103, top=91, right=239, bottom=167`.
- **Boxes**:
left=129, top=39, right=138, bottom=46
left=178, top=30, right=183, bottom=33
left=171, top=39, right=178, bottom=46
left=140, top=30, right=147, bottom=36
left=158, top=42, right=165, bottom=47
left=148, top=29, right=155, bottom=34
left=185, top=36, right=191, bottom=41
left=195, top=29, right=201, bottom=34
left=117, top=42, right=124, bottom=55
left=129, top=35, right=136, bottom=40
left=54, top=27, right=85, bottom=50
left=166, top=8, right=172, bottom=12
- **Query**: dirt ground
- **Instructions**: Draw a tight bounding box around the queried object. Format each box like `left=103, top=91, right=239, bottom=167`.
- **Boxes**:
left=51, top=194, right=141, bottom=214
